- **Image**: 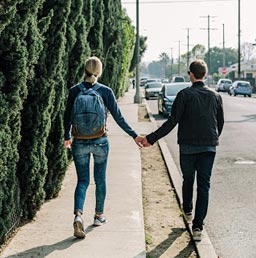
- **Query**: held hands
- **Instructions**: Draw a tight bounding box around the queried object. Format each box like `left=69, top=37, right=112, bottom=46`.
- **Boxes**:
left=64, top=137, right=150, bottom=149
left=141, top=137, right=151, bottom=147
left=134, top=136, right=152, bottom=148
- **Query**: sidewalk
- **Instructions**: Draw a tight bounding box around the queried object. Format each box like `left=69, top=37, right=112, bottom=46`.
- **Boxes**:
left=1, top=88, right=146, bottom=258
left=1, top=87, right=217, bottom=258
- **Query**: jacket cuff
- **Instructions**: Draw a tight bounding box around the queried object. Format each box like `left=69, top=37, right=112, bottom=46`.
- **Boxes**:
left=146, top=132, right=157, bottom=145
left=131, top=132, right=138, bottom=139
left=64, top=132, right=71, bottom=141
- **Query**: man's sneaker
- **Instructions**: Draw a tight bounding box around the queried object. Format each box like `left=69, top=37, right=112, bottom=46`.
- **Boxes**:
left=192, top=228, right=202, bottom=241
left=93, top=214, right=107, bottom=226
left=73, top=215, right=86, bottom=238
left=184, top=212, right=193, bottom=223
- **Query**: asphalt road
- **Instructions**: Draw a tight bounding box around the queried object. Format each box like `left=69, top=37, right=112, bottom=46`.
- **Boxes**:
left=147, top=93, right=256, bottom=258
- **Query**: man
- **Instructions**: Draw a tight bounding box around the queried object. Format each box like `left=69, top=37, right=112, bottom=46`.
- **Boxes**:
left=142, top=59, right=224, bottom=241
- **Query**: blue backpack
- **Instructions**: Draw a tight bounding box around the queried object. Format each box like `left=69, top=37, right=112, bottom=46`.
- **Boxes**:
left=71, top=83, right=106, bottom=139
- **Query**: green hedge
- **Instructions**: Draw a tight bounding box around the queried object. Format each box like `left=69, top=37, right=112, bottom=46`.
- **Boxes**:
left=0, top=0, right=135, bottom=244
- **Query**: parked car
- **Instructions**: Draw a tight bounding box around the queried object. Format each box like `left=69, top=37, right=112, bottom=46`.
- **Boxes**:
left=158, top=82, right=191, bottom=116
left=215, top=79, right=232, bottom=92
left=161, top=78, right=169, bottom=83
left=229, top=80, right=252, bottom=97
left=144, top=82, right=163, bottom=99
left=140, top=77, right=149, bottom=87
left=146, top=78, right=161, bottom=84
left=171, top=76, right=185, bottom=83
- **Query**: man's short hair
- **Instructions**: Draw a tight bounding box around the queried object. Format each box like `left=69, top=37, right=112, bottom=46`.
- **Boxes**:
left=189, top=59, right=208, bottom=79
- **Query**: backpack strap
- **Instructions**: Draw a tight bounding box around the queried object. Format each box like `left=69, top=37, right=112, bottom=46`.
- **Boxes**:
left=92, top=83, right=101, bottom=91
left=77, top=82, right=86, bottom=92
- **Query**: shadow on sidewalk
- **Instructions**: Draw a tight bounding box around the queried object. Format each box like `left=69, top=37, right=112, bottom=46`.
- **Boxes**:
left=172, top=241, right=197, bottom=258
left=4, top=236, right=85, bottom=258
left=146, top=228, right=196, bottom=258
left=3, top=224, right=99, bottom=258
left=3, top=224, right=98, bottom=258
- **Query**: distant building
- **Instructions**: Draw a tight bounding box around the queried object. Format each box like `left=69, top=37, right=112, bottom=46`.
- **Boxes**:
left=230, top=61, right=256, bottom=79
left=226, top=61, right=256, bottom=91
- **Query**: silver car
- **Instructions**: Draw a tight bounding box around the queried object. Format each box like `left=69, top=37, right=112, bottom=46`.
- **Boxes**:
left=144, top=82, right=163, bottom=99
left=215, top=79, right=232, bottom=92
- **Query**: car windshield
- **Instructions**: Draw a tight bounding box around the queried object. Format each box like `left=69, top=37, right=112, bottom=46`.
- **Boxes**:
left=238, top=83, right=250, bottom=87
left=174, top=77, right=185, bottom=82
left=166, top=84, right=189, bottom=96
left=146, top=83, right=162, bottom=89
left=147, top=79, right=160, bottom=83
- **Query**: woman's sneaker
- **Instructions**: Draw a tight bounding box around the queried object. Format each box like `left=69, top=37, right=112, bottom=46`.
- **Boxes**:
left=93, top=214, right=107, bottom=226
left=73, top=215, right=86, bottom=238
left=192, top=228, right=202, bottom=241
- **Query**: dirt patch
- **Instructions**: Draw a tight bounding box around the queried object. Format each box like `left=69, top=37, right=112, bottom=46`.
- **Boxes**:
left=138, top=104, right=198, bottom=258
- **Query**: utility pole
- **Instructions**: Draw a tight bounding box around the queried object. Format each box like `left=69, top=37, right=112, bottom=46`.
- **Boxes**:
left=223, top=23, right=226, bottom=68
left=174, top=40, right=181, bottom=75
left=178, top=40, right=181, bottom=75
left=186, top=28, right=193, bottom=71
left=184, top=28, right=192, bottom=71
left=238, top=0, right=241, bottom=79
left=170, top=47, right=173, bottom=77
left=200, top=15, right=217, bottom=84
left=187, top=28, right=190, bottom=71
left=134, top=0, right=141, bottom=103
left=207, top=15, right=210, bottom=69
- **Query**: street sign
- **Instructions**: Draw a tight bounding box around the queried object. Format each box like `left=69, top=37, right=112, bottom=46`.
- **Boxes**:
left=221, top=67, right=227, bottom=75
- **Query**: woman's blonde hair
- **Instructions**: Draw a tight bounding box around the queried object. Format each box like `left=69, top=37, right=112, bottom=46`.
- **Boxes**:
left=84, top=56, right=102, bottom=84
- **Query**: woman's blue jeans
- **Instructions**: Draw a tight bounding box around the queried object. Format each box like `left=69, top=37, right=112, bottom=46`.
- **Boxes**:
left=180, top=152, right=216, bottom=230
left=71, top=137, right=109, bottom=215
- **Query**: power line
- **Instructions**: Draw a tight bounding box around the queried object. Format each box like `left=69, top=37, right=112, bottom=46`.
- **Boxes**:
left=238, top=0, right=241, bottom=79
left=200, top=15, right=218, bottom=84
left=183, top=28, right=193, bottom=71
left=122, top=0, right=235, bottom=4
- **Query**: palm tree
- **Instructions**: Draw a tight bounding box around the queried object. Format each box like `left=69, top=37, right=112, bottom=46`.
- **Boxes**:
left=159, top=52, right=170, bottom=78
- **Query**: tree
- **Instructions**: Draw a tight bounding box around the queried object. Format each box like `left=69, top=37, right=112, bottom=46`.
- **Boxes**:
left=166, top=63, right=179, bottom=79
left=204, top=46, right=237, bottom=75
left=159, top=52, right=170, bottom=78
left=17, top=0, right=72, bottom=219
left=147, top=60, right=162, bottom=78
left=87, top=0, right=104, bottom=60
left=241, top=42, right=256, bottom=62
left=0, top=0, right=49, bottom=241
left=129, top=35, right=147, bottom=73
left=44, top=0, right=93, bottom=201
left=190, top=44, right=206, bottom=60
left=65, top=0, right=92, bottom=89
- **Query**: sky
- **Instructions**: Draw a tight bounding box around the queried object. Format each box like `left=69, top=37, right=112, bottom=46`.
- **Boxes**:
left=121, top=0, right=256, bottom=63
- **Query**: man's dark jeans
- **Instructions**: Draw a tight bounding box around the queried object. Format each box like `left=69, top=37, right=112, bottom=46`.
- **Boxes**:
left=180, top=152, right=216, bottom=230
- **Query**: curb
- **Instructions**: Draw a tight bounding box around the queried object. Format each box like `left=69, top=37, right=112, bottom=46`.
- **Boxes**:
left=144, top=100, right=218, bottom=258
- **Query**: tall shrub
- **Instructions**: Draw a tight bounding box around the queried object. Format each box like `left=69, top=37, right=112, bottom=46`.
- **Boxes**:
left=0, top=0, right=32, bottom=241
left=87, top=0, right=104, bottom=59
left=17, top=0, right=72, bottom=219
left=44, top=0, right=92, bottom=199
left=65, top=0, right=92, bottom=89
left=100, top=0, right=129, bottom=97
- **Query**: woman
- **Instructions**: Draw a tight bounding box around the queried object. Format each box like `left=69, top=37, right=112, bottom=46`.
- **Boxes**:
left=64, top=56, right=142, bottom=238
